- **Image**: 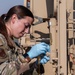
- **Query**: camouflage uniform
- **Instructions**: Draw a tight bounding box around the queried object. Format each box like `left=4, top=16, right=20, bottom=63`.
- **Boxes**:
left=0, top=33, right=32, bottom=75
left=0, top=33, right=43, bottom=75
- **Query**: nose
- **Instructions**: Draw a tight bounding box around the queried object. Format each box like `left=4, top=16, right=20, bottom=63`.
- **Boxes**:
left=25, top=28, right=30, bottom=34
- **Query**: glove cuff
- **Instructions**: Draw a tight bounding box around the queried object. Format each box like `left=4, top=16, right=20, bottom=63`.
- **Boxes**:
left=23, top=53, right=31, bottom=63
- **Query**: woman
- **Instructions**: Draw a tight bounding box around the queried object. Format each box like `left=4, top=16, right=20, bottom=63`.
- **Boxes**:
left=0, top=5, right=50, bottom=75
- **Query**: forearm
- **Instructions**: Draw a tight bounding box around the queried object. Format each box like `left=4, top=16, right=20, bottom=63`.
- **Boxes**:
left=17, top=54, right=37, bottom=75
left=17, top=60, right=37, bottom=75
left=17, top=63, right=30, bottom=75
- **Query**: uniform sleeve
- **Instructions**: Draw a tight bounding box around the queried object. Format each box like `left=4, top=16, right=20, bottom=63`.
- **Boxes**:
left=0, top=34, right=8, bottom=63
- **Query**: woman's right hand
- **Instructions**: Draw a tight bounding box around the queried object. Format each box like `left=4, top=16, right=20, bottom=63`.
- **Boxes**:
left=27, top=42, right=50, bottom=59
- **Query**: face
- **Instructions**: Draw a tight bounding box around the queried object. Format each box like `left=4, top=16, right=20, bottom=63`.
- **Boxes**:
left=10, top=15, right=33, bottom=38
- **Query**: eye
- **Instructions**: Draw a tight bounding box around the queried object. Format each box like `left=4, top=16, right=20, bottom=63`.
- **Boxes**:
left=25, top=24, right=31, bottom=28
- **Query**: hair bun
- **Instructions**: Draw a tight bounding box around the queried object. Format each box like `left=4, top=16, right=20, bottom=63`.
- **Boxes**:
left=1, top=14, right=7, bottom=20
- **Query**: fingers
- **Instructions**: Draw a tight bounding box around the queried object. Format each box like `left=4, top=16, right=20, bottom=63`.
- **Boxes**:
left=40, top=56, right=50, bottom=64
left=47, top=45, right=50, bottom=52
left=41, top=42, right=50, bottom=52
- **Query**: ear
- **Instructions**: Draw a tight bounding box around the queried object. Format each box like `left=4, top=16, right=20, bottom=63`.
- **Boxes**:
left=11, top=14, right=18, bottom=24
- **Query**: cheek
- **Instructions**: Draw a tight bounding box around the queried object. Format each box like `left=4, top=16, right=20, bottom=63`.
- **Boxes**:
left=16, top=20, right=24, bottom=28
left=15, top=23, right=25, bottom=32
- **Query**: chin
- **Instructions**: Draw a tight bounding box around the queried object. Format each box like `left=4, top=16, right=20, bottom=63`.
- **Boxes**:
left=14, top=35, right=21, bottom=39
left=14, top=37, right=19, bottom=39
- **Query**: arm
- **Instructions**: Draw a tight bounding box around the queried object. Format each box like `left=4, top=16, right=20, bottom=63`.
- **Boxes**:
left=0, top=34, right=8, bottom=63
left=17, top=42, right=50, bottom=75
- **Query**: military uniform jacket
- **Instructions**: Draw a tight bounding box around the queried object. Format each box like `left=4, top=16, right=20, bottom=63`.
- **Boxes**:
left=0, top=33, right=33, bottom=75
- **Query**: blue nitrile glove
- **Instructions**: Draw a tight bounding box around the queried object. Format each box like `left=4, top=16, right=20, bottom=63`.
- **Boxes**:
left=27, top=42, right=50, bottom=59
left=40, top=55, right=50, bottom=64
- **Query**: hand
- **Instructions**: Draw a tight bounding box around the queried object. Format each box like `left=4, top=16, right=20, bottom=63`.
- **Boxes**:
left=40, top=55, right=50, bottom=64
left=27, top=42, right=50, bottom=59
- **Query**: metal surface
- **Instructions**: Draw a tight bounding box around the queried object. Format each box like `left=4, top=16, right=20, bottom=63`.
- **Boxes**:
left=19, top=0, right=75, bottom=75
